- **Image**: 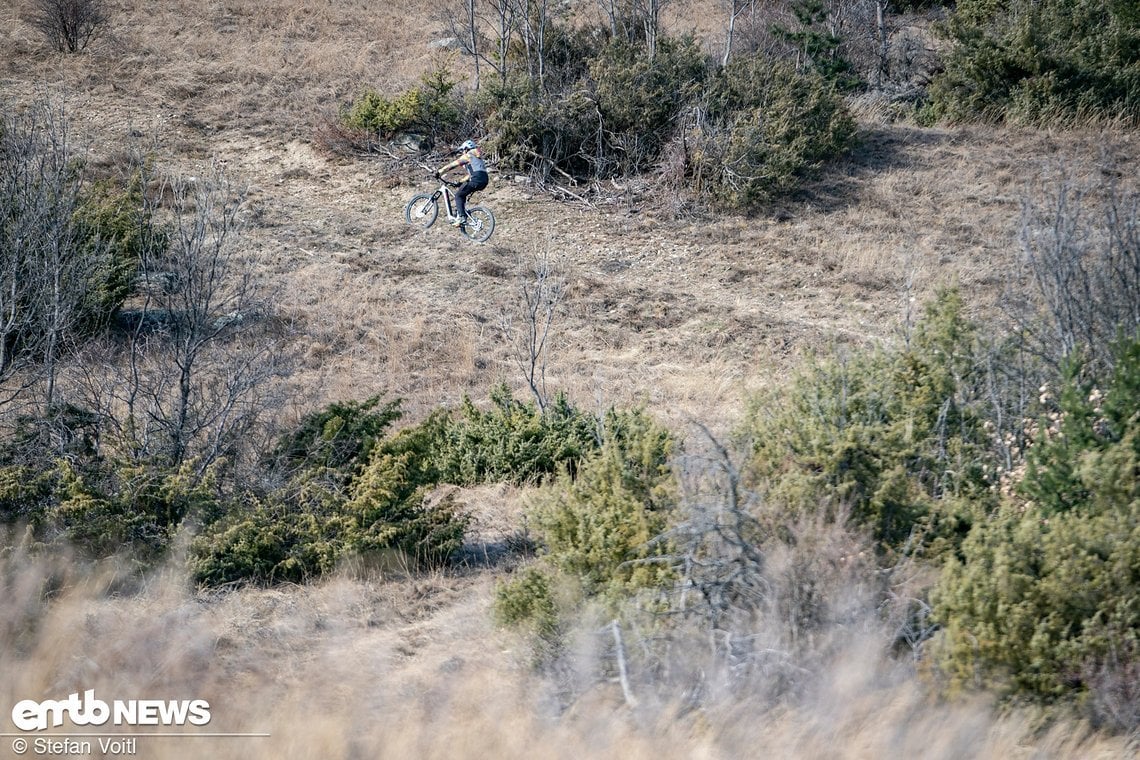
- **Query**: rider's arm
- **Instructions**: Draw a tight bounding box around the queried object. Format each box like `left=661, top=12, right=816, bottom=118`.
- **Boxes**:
left=437, top=151, right=471, bottom=176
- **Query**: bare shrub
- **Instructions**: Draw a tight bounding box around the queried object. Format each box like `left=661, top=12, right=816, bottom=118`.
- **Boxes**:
left=1083, top=642, right=1140, bottom=733
left=27, top=0, right=109, bottom=53
left=0, top=100, right=82, bottom=409
left=1005, top=155, right=1140, bottom=373
left=499, top=249, right=566, bottom=412
left=61, top=154, right=293, bottom=475
left=0, top=99, right=117, bottom=414
left=0, top=538, right=1136, bottom=758
left=596, top=424, right=883, bottom=713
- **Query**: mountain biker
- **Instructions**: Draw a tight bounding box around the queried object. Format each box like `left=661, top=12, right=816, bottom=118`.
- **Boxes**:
left=436, top=139, right=488, bottom=227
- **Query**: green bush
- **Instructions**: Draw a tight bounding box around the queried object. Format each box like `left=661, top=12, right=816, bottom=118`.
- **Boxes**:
left=265, top=395, right=403, bottom=486
left=190, top=445, right=467, bottom=586
left=485, top=35, right=705, bottom=180
left=0, top=454, right=227, bottom=561
left=432, top=384, right=599, bottom=486
left=494, top=566, right=560, bottom=640
left=745, top=289, right=999, bottom=557
left=73, top=175, right=161, bottom=334
left=482, top=77, right=599, bottom=180
left=192, top=397, right=466, bottom=586
left=341, top=67, right=465, bottom=146
left=927, top=0, right=1140, bottom=124
left=771, top=0, right=860, bottom=90
left=346, top=441, right=466, bottom=563
left=589, top=36, right=707, bottom=175
left=188, top=501, right=343, bottom=585
left=0, top=465, right=55, bottom=527
left=688, top=56, right=855, bottom=209
left=932, top=336, right=1140, bottom=727
left=493, top=407, right=676, bottom=653
left=532, top=408, right=676, bottom=601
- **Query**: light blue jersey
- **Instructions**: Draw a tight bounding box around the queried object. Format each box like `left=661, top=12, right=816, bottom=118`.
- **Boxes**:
left=458, top=147, right=486, bottom=175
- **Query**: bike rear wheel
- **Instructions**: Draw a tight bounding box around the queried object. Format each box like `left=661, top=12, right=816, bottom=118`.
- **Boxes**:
left=462, top=206, right=495, bottom=243
left=404, top=194, right=439, bottom=229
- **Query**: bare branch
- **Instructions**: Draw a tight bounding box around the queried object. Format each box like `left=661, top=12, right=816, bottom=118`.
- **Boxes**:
left=499, top=248, right=566, bottom=412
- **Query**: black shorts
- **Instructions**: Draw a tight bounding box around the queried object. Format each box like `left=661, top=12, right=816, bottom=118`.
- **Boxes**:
left=463, top=170, right=489, bottom=192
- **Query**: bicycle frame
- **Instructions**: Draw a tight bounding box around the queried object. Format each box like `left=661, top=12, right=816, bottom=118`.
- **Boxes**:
left=430, top=180, right=462, bottom=221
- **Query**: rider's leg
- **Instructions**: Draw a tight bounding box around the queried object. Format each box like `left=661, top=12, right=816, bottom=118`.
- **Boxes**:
left=454, top=172, right=489, bottom=224
left=454, top=182, right=475, bottom=223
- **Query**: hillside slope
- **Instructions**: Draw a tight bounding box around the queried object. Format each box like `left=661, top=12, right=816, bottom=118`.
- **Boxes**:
left=6, top=0, right=1139, bottom=428
left=2, top=1, right=1138, bottom=757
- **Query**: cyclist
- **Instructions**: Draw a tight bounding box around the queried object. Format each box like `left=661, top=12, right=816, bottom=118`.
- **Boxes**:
left=436, top=139, right=488, bottom=227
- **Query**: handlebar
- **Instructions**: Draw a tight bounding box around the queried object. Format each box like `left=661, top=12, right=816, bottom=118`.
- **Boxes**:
left=418, top=163, right=462, bottom=188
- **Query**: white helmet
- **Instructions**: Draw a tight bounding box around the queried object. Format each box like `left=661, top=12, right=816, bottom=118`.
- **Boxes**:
left=459, top=139, right=477, bottom=151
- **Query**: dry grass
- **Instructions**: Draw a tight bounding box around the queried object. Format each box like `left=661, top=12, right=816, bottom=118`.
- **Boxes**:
left=3, top=1, right=1140, bottom=755
left=4, top=0, right=1139, bottom=427
left=1, top=545, right=1133, bottom=759
left=2, top=0, right=442, bottom=132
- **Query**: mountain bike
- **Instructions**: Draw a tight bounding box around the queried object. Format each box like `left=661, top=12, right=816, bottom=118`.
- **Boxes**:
left=404, top=173, right=496, bottom=243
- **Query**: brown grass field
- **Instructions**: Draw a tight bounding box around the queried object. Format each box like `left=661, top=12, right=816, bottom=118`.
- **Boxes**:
left=2, top=0, right=1138, bottom=757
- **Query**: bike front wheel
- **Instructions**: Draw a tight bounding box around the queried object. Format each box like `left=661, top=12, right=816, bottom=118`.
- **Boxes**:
left=404, top=194, right=439, bottom=229
left=462, top=206, right=495, bottom=243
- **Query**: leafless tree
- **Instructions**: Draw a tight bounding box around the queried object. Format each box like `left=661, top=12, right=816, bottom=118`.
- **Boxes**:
left=621, top=423, right=884, bottom=708
left=597, top=0, right=675, bottom=55
left=716, top=0, right=794, bottom=65
left=719, top=0, right=901, bottom=88
left=441, top=0, right=566, bottom=91
left=664, top=425, right=768, bottom=645
left=831, top=0, right=895, bottom=86
left=0, top=102, right=292, bottom=476
left=872, top=0, right=890, bottom=87
left=0, top=108, right=56, bottom=409
left=464, top=0, right=482, bottom=90
left=0, top=100, right=105, bottom=415
left=516, top=0, right=554, bottom=87
left=65, top=157, right=293, bottom=474
left=27, top=0, right=109, bottom=53
left=722, top=0, right=754, bottom=65
left=441, top=0, right=516, bottom=87
left=499, top=249, right=566, bottom=412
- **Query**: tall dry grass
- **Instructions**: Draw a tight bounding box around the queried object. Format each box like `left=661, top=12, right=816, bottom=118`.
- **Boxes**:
left=1, top=541, right=1133, bottom=759
left=2, top=0, right=444, bottom=135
